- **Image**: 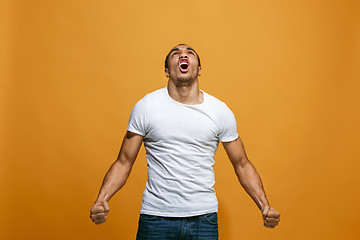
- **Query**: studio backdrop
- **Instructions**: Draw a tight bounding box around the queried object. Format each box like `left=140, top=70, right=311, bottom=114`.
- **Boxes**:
left=1, top=0, right=359, bottom=239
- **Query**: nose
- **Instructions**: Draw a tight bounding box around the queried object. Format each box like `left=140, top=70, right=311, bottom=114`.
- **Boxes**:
left=180, top=52, right=188, bottom=59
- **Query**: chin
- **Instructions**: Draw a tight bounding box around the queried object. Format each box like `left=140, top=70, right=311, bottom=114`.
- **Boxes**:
left=177, top=73, right=197, bottom=82
left=178, top=76, right=192, bottom=82
left=172, top=76, right=195, bottom=87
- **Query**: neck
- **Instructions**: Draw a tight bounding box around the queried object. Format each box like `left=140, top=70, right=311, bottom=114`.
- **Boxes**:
left=167, top=78, right=203, bottom=105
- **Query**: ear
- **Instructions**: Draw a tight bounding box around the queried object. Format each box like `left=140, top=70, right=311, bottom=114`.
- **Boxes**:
left=165, top=68, right=169, bottom=78
left=198, top=66, right=201, bottom=76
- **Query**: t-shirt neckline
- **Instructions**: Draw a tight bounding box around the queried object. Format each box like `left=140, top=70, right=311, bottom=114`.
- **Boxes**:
left=165, top=87, right=205, bottom=107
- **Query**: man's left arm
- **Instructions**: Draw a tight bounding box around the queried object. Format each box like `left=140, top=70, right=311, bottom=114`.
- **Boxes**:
left=222, top=137, right=280, bottom=228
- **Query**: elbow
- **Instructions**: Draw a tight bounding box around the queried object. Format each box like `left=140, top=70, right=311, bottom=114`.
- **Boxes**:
left=233, top=156, right=252, bottom=175
left=232, top=155, right=250, bottom=169
left=115, top=155, right=135, bottom=170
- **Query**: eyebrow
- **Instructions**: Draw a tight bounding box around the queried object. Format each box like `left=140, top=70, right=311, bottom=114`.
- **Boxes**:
left=169, top=48, right=180, bottom=55
left=169, top=47, right=196, bottom=56
left=186, top=47, right=196, bottom=53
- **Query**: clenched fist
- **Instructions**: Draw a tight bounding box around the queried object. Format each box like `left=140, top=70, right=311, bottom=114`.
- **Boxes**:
left=262, top=206, right=280, bottom=228
left=90, top=201, right=110, bottom=225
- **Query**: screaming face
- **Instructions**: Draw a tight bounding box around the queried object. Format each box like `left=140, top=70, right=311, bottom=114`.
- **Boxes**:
left=165, top=44, right=201, bottom=84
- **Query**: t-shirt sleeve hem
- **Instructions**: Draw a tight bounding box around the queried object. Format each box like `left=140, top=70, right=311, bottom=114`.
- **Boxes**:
left=127, top=126, right=145, bottom=136
left=220, top=133, right=239, bottom=143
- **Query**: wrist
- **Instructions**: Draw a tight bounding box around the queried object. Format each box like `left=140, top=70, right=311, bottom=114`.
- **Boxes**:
left=96, top=192, right=109, bottom=203
left=257, top=199, right=270, bottom=212
left=260, top=205, right=270, bottom=213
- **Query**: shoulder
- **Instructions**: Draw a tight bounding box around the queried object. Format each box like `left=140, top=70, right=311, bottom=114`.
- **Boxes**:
left=141, top=87, right=166, bottom=102
left=134, top=87, right=166, bottom=105
left=203, top=91, right=232, bottom=113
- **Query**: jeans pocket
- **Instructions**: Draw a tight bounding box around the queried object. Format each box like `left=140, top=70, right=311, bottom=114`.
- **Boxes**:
left=139, top=214, right=158, bottom=221
left=203, top=213, right=218, bottom=225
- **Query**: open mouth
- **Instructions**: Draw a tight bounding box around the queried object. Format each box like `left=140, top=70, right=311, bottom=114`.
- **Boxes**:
left=179, top=60, right=189, bottom=73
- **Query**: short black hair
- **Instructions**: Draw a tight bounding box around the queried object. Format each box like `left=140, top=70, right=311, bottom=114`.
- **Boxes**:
left=165, top=44, right=201, bottom=68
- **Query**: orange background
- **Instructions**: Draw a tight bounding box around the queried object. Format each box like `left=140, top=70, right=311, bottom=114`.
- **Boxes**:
left=2, top=0, right=360, bottom=239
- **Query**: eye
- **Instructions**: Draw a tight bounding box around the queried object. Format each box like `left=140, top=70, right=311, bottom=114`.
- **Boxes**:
left=188, top=51, right=195, bottom=55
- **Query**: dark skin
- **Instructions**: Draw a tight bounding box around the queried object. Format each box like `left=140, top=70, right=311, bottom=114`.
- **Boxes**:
left=90, top=131, right=142, bottom=225
left=222, top=137, right=280, bottom=228
left=90, top=44, right=280, bottom=228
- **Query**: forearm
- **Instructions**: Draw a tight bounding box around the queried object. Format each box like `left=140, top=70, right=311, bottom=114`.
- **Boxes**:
left=223, top=138, right=280, bottom=227
left=234, top=161, right=269, bottom=210
left=95, top=159, right=133, bottom=202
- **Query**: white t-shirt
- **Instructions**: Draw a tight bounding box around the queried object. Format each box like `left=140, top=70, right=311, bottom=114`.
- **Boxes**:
left=127, top=87, right=238, bottom=217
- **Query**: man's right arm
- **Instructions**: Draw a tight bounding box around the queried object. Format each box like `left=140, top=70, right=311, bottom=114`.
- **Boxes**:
left=90, top=131, right=143, bottom=225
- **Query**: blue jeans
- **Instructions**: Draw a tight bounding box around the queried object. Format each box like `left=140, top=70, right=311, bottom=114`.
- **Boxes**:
left=136, top=212, right=218, bottom=240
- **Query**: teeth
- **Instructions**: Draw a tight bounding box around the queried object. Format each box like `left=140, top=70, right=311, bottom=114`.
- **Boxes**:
left=180, top=62, right=188, bottom=66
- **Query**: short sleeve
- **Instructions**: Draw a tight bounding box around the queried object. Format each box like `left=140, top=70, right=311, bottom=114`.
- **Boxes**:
left=127, top=97, right=147, bottom=136
left=218, top=103, right=239, bottom=142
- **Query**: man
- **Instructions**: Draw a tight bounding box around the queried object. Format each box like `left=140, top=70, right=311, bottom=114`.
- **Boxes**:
left=90, top=44, right=280, bottom=239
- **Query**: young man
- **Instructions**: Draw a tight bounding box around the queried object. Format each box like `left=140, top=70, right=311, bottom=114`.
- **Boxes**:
left=90, top=44, right=280, bottom=239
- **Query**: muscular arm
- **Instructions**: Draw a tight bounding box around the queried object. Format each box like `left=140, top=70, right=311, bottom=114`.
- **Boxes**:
left=222, top=137, right=280, bottom=228
left=90, top=131, right=143, bottom=224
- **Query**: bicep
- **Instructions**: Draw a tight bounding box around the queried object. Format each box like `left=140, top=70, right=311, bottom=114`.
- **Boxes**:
left=222, top=137, right=249, bottom=168
left=117, top=131, right=143, bottom=164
